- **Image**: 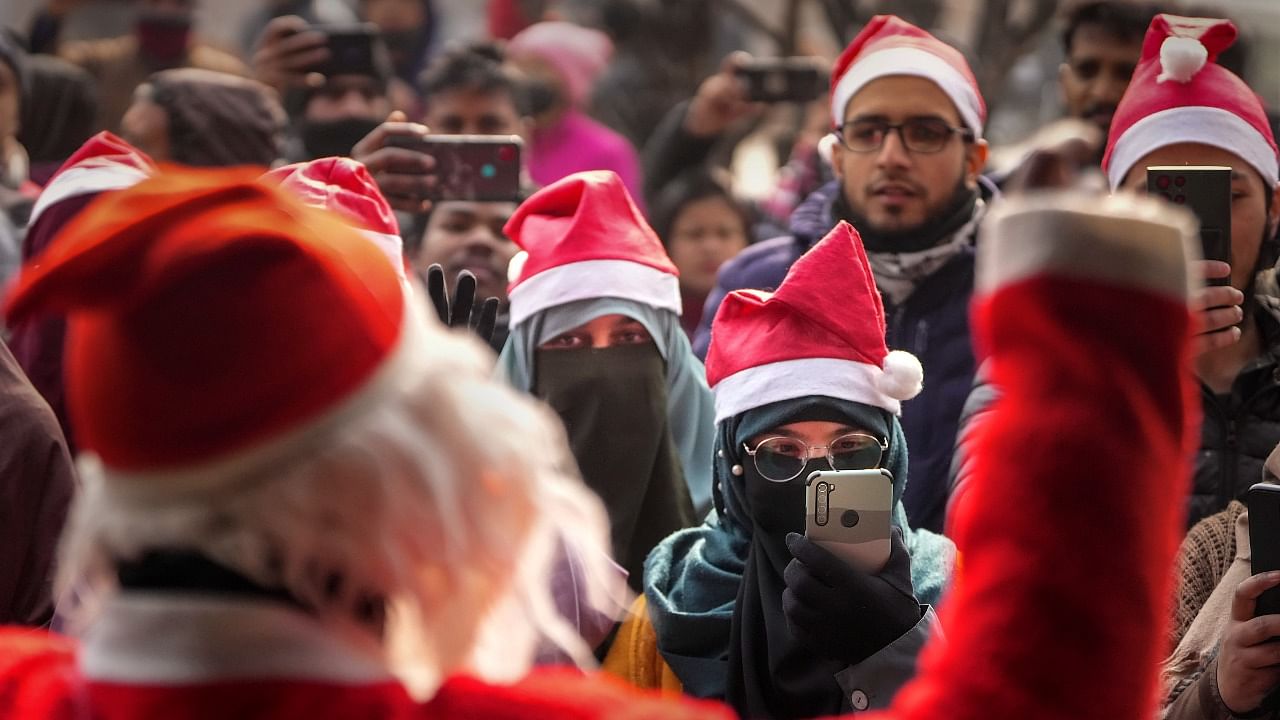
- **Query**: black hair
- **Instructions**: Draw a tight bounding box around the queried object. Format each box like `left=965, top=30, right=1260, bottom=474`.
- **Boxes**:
left=1060, top=1, right=1163, bottom=56
left=417, top=42, right=526, bottom=113
left=649, top=168, right=752, bottom=249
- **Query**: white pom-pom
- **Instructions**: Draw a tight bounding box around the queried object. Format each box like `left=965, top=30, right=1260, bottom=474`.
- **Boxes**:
left=1157, top=36, right=1207, bottom=84
left=817, top=133, right=837, bottom=168
left=878, top=350, right=923, bottom=402
left=507, top=250, right=528, bottom=283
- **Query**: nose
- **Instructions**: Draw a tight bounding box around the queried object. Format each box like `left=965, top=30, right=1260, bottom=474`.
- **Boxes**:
left=338, top=90, right=372, bottom=116
left=875, top=127, right=911, bottom=170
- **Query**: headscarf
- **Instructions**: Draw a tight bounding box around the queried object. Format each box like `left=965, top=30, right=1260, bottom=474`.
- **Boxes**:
left=643, top=395, right=955, bottom=712
left=506, top=21, right=613, bottom=108
left=18, top=55, right=98, bottom=186
left=498, top=296, right=716, bottom=518
left=147, top=68, right=285, bottom=168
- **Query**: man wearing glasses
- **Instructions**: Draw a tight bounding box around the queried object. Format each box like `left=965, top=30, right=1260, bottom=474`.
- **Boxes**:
left=694, top=15, right=991, bottom=534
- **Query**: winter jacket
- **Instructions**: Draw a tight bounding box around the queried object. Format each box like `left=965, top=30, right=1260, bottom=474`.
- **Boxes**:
left=694, top=180, right=991, bottom=532
left=949, top=267, right=1280, bottom=531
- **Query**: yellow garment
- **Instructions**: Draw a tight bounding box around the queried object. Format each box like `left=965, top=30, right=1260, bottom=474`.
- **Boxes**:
left=602, top=595, right=685, bottom=695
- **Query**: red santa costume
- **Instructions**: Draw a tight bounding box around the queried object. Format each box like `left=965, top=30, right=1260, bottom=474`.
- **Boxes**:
left=0, top=166, right=722, bottom=720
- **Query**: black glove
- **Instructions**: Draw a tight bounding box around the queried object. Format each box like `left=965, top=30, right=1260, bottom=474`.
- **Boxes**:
left=422, top=263, right=500, bottom=344
left=782, top=529, right=921, bottom=667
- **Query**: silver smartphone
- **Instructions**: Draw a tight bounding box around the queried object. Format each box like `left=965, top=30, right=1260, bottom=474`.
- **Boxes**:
left=805, top=469, right=893, bottom=573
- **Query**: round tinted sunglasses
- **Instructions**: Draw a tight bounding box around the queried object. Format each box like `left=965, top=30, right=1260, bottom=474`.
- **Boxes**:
left=741, top=432, right=887, bottom=483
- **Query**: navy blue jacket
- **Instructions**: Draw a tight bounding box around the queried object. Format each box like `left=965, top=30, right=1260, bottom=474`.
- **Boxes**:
left=694, top=180, right=991, bottom=533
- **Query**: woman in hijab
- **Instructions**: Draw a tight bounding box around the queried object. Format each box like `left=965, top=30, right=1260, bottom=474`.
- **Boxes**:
left=603, top=221, right=956, bottom=717
left=497, top=170, right=715, bottom=591
left=505, top=21, right=645, bottom=212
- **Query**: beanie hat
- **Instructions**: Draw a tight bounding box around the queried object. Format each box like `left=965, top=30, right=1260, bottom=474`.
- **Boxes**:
left=504, top=170, right=679, bottom=328
left=705, top=221, right=922, bottom=422
left=1103, top=14, right=1278, bottom=189
left=829, top=15, right=985, bottom=136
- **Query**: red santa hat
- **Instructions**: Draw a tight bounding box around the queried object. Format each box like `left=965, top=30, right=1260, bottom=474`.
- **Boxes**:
left=263, top=157, right=408, bottom=284
left=1103, top=14, right=1278, bottom=190
left=27, top=131, right=156, bottom=230
left=504, top=170, right=679, bottom=328
left=705, top=221, right=922, bottom=423
left=5, top=167, right=407, bottom=474
left=829, top=15, right=985, bottom=136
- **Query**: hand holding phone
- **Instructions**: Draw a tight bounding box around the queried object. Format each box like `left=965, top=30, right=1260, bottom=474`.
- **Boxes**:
left=734, top=58, right=827, bottom=104
left=385, top=134, right=523, bottom=203
left=805, top=469, right=893, bottom=573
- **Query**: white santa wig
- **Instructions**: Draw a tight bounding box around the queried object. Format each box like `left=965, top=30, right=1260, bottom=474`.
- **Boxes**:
left=54, top=297, right=627, bottom=699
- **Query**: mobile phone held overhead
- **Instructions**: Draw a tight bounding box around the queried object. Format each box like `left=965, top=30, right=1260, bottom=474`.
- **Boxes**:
left=387, top=134, right=524, bottom=203
left=735, top=58, right=828, bottom=104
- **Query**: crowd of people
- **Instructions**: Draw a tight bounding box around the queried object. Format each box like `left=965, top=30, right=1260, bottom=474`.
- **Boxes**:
left=0, top=1, right=1278, bottom=718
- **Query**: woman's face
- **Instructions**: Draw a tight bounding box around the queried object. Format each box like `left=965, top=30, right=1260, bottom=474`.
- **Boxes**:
left=538, top=313, right=654, bottom=350
left=667, top=195, right=748, bottom=296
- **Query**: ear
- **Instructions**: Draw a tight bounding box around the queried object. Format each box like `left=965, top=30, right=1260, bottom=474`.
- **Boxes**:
left=965, top=139, right=990, bottom=187
left=1270, top=184, right=1280, bottom=237
left=830, top=140, right=847, bottom=184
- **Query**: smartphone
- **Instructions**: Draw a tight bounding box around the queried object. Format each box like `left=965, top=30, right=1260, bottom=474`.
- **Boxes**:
left=308, top=24, right=388, bottom=79
left=805, top=469, right=893, bottom=574
left=1147, top=166, right=1232, bottom=286
left=386, top=134, right=523, bottom=202
left=1249, top=483, right=1280, bottom=616
left=735, top=58, right=828, bottom=103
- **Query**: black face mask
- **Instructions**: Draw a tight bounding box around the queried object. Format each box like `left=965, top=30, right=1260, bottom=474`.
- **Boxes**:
left=534, top=343, right=694, bottom=590
left=523, top=78, right=562, bottom=118
left=741, top=458, right=826, bottom=542
left=298, top=117, right=382, bottom=160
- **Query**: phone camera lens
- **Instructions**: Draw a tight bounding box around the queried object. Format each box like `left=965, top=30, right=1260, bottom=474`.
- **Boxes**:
left=481, top=163, right=496, bottom=179
left=841, top=509, right=860, bottom=528
left=1174, top=195, right=1186, bottom=204
left=1174, top=176, right=1186, bottom=187
left=1157, top=176, right=1171, bottom=189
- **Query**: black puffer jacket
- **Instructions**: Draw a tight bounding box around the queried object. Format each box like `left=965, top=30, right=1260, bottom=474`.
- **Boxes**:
left=948, top=268, right=1280, bottom=530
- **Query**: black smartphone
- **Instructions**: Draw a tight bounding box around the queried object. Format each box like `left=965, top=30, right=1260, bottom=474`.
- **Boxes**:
left=309, top=23, right=388, bottom=78
left=386, top=134, right=523, bottom=202
left=1248, top=483, right=1280, bottom=616
left=734, top=58, right=828, bottom=104
left=1147, top=166, right=1232, bottom=286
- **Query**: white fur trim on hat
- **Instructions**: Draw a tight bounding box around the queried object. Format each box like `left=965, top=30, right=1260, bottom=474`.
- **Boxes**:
left=831, top=46, right=984, bottom=136
left=1107, top=106, right=1280, bottom=189
left=1158, top=36, right=1207, bottom=84
left=712, top=357, right=909, bottom=423
left=977, top=190, right=1197, bottom=302
left=29, top=163, right=152, bottom=228
left=359, top=229, right=407, bottom=284
left=507, top=259, right=681, bottom=328
left=507, top=251, right=528, bottom=284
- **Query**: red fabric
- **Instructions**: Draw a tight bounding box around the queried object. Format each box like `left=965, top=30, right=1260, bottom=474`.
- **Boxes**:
left=4, top=168, right=405, bottom=472
left=704, top=221, right=888, bottom=385
left=862, top=276, right=1197, bottom=720
left=0, top=630, right=731, bottom=720
left=1102, top=15, right=1277, bottom=176
left=41, top=132, right=155, bottom=193
left=263, top=157, right=400, bottom=236
left=504, top=170, right=676, bottom=292
left=829, top=15, right=985, bottom=125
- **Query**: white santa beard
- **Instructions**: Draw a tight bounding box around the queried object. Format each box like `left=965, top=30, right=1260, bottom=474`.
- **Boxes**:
left=55, top=300, right=625, bottom=699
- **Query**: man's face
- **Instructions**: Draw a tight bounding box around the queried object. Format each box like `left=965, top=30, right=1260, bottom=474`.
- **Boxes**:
left=423, top=89, right=524, bottom=137
left=1122, top=143, right=1280, bottom=291
left=832, top=75, right=987, bottom=234
left=413, top=201, right=518, bottom=302
left=0, top=61, right=17, bottom=155
left=305, top=75, right=391, bottom=122
left=1059, top=24, right=1142, bottom=134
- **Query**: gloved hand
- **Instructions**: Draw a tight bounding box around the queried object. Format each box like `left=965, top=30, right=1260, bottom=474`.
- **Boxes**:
left=783, top=529, right=921, bottom=667
left=422, top=263, right=500, bottom=344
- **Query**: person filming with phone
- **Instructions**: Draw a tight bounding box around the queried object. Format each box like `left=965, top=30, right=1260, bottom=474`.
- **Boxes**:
left=603, top=219, right=954, bottom=716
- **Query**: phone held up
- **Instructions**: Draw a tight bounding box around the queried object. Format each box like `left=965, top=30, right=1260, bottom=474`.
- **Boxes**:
left=1147, top=165, right=1232, bottom=286
left=386, top=134, right=524, bottom=203
left=1249, top=483, right=1280, bottom=617
left=805, top=469, right=893, bottom=574
left=734, top=58, right=828, bottom=104
left=306, top=23, right=390, bottom=80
